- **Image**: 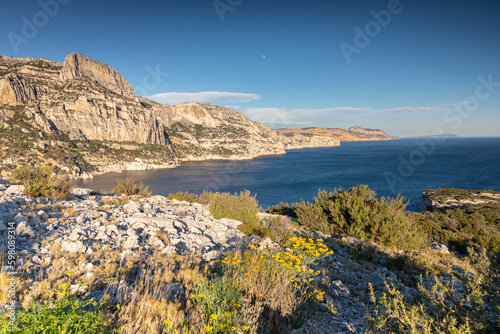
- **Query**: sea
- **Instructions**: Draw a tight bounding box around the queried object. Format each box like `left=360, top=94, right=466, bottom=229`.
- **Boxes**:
left=76, top=137, right=500, bottom=212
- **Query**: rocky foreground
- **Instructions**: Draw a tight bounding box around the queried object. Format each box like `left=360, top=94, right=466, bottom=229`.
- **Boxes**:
left=1, top=179, right=495, bottom=333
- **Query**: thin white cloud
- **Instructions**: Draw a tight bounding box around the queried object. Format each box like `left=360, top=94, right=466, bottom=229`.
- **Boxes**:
left=147, top=91, right=260, bottom=105
left=305, top=107, right=372, bottom=113
left=370, top=106, right=444, bottom=115
left=241, top=106, right=371, bottom=124
left=239, top=100, right=470, bottom=127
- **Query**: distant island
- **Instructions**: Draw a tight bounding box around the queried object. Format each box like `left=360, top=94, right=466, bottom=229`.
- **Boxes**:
left=0, top=53, right=396, bottom=179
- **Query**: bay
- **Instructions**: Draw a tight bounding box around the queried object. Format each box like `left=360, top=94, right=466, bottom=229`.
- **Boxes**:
left=77, top=137, right=500, bottom=212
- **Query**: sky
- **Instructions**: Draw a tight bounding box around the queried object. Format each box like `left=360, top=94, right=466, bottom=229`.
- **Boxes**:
left=1, top=0, right=500, bottom=137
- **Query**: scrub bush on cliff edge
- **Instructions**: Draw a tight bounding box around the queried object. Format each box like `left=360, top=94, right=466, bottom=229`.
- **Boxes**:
left=294, top=185, right=427, bottom=250
left=11, top=164, right=72, bottom=200
left=169, top=190, right=260, bottom=230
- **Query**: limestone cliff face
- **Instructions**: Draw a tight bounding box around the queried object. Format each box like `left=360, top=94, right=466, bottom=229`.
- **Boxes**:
left=421, top=188, right=500, bottom=212
left=280, top=133, right=340, bottom=150
left=60, top=53, right=135, bottom=99
left=275, top=127, right=399, bottom=142
left=157, top=102, right=286, bottom=159
left=0, top=73, right=37, bottom=105
left=0, top=54, right=167, bottom=146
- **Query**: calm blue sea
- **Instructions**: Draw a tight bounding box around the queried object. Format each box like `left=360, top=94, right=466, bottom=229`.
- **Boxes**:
left=77, top=138, right=500, bottom=212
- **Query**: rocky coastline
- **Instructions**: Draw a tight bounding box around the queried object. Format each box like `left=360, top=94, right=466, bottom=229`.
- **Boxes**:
left=0, top=53, right=398, bottom=181
left=1, top=179, right=497, bottom=333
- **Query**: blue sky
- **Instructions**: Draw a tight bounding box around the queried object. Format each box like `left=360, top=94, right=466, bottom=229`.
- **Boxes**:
left=1, top=0, right=499, bottom=137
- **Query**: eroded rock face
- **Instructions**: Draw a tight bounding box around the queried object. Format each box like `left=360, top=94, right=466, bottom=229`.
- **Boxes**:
left=281, top=134, right=340, bottom=150
left=0, top=74, right=37, bottom=105
left=0, top=53, right=168, bottom=146
left=60, top=53, right=135, bottom=99
left=421, top=188, right=500, bottom=212
left=159, top=102, right=287, bottom=159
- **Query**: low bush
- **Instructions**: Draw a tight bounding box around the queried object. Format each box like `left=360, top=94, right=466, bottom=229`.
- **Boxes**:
left=168, top=191, right=206, bottom=204
left=112, top=178, right=152, bottom=197
left=367, top=273, right=490, bottom=334
left=208, top=190, right=259, bottom=226
left=418, top=209, right=500, bottom=254
left=294, top=185, right=427, bottom=250
left=265, top=202, right=297, bottom=217
left=0, top=287, right=115, bottom=334
left=169, top=190, right=260, bottom=231
left=11, top=164, right=72, bottom=200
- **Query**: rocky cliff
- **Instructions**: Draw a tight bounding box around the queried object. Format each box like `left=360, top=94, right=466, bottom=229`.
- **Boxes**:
left=0, top=53, right=295, bottom=178
left=276, top=126, right=399, bottom=142
left=421, top=188, right=500, bottom=212
left=280, top=133, right=340, bottom=150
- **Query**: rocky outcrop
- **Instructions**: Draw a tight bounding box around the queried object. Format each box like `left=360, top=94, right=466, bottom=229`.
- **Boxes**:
left=0, top=74, right=37, bottom=105
left=421, top=188, right=500, bottom=212
left=60, top=53, right=135, bottom=99
left=159, top=102, right=286, bottom=159
left=280, top=133, right=340, bottom=150
left=276, top=126, right=399, bottom=142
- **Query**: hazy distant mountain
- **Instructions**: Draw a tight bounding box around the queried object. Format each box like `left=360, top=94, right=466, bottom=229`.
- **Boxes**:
left=403, top=134, right=459, bottom=139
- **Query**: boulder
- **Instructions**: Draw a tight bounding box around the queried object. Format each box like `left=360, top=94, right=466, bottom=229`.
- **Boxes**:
left=15, top=221, right=35, bottom=238
left=431, top=242, right=450, bottom=254
left=61, top=240, right=87, bottom=253
left=4, top=185, right=25, bottom=196
left=71, top=188, right=100, bottom=196
left=123, top=201, right=142, bottom=213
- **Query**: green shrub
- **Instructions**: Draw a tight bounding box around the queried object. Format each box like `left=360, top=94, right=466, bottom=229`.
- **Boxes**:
left=11, top=165, right=72, bottom=200
left=295, top=185, right=427, bottom=250
left=112, top=178, right=152, bottom=197
left=169, top=190, right=260, bottom=230
left=0, top=290, right=115, bottom=334
left=168, top=191, right=206, bottom=204
left=265, top=202, right=296, bottom=217
left=367, top=272, right=492, bottom=334
left=205, top=190, right=259, bottom=227
left=418, top=209, right=500, bottom=254
left=190, top=275, right=245, bottom=333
